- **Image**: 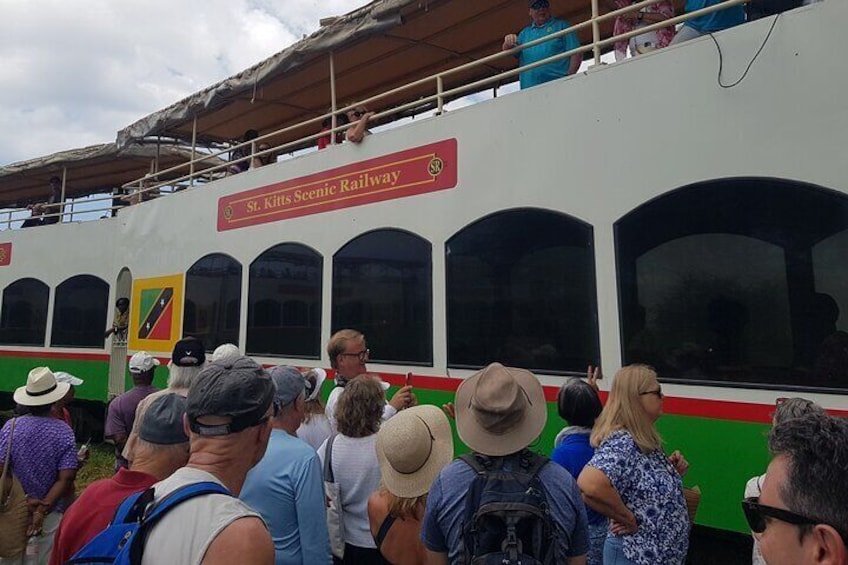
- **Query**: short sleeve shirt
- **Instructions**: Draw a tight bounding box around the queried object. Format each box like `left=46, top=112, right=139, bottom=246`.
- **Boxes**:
left=517, top=18, right=581, bottom=89
left=0, top=415, right=78, bottom=511
left=684, top=0, right=745, bottom=32
left=587, top=430, right=689, bottom=565
left=421, top=455, right=589, bottom=562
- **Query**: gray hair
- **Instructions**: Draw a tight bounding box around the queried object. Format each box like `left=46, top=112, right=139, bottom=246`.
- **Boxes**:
left=132, top=436, right=190, bottom=462
left=773, top=397, right=825, bottom=427
left=167, top=363, right=205, bottom=390
left=768, top=412, right=848, bottom=543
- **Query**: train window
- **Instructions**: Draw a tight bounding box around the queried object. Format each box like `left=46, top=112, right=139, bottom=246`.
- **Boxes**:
left=0, top=278, right=49, bottom=346
left=446, top=209, right=600, bottom=373
left=247, top=243, right=322, bottom=358
left=616, top=179, right=848, bottom=391
left=51, top=275, right=109, bottom=347
left=333, top=229, right=432, bottom=365
left=184, top=253, right=242, bottom=351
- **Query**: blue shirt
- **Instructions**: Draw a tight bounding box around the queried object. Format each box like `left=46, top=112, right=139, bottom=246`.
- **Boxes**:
left=551, top=430, right=606, bottom=526
left=587, top=430, right=689, bottom=565
left=684, top=0, right=745, bottom=33
left=517, top=17, right=581, bottom=89
left=240, top=429, right=331, bottom=565
left=421, top=455, right=589, bottom=562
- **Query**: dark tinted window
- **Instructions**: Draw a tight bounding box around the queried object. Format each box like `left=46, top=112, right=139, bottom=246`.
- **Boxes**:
left=616, top=179, right=848, bottom=390
left=333, top=230, right=432, bottom=364
left=51, top=275, right=109, bottom=347
left=0, top=278, right=49, bottom=346
left=247, top=243, right=322, bottom=357
left=184, top=254, right=242, bottom=351
left=446, top=209, right=599, bottom=373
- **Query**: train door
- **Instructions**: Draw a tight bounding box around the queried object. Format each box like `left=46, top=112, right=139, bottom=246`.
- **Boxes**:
left=107, top=268, right=132, bottom=397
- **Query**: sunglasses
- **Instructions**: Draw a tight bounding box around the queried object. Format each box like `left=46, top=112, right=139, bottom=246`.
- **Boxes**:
left=339, top=349, right=370, bottom=363
left=741, top=497, right=821, bottom=534
left=530, top=1, right=550, bottom=9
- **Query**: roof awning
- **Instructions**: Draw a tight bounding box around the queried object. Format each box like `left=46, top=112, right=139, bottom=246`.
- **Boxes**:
left=116, top=0, right=622, bottom=149
left=0, top=143, right=222, bottom=207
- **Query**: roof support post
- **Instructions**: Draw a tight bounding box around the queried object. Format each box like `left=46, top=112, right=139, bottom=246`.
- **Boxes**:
left=436, top=75, right=444, bottom=115
left=60, top=167, right=67, bottom=223
left=190, top=115, right=197, bottom=187
left=330, top=51, right=337, bottom=145
left=591, top=0, right=601, bottom=66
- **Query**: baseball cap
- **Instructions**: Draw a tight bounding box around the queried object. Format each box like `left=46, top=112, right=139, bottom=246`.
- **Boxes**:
left=139, top=393, right=190, bottom=445
left=187, top=356, right=275, bottom=436
left=172, top=337, right=206, bottom=367
left=54, top=371, right=84, bottom=386
left=129, top=351, right=160, bottom=374
left=269, top=366, right=306, bottom=407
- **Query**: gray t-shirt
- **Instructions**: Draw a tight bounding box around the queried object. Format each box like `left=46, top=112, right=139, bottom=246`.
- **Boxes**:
left=421, top=455, right=589, bottom=562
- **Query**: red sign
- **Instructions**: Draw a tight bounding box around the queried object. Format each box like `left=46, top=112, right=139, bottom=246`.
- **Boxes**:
left=218, top=139, right=457, bottom=231
left=0, top=243, right=11, bottom=267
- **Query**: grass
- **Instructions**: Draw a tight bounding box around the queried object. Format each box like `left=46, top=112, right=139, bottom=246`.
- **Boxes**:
left=75, top=443, right=116, bottom=494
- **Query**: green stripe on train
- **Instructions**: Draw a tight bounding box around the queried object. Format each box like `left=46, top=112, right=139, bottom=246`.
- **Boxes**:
left=0, top=356, right=169, bottom=402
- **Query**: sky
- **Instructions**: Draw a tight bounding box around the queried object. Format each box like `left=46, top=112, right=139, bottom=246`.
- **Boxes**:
left=0, top=0, right=368, bottom=165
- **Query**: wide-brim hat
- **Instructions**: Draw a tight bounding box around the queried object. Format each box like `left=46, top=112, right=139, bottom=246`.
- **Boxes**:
left=376, top=405, right=454, bottom=498
left=14, top=367, right=71, bottom=407
left=455, top=363, right=547, bottom=456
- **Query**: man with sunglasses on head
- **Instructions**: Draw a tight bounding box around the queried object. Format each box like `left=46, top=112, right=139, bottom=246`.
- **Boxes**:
left=324, top=329, right=414, bottom=432
left=743, top=411, right=848, bottom=565
left=345, top=104, right=376, bottom=144
left=503, top=0, right=581, bottom=90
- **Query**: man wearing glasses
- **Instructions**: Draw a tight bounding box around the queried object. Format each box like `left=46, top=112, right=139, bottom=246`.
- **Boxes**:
left=742, top=411, right=848, bottom=565
left=502, top=0, right=581, bottom=90
left=325, top=329, right=414, bottom=431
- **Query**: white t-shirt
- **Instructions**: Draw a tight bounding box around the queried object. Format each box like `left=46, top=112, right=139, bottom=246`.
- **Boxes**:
left=296, top=413, right=332, bottom=451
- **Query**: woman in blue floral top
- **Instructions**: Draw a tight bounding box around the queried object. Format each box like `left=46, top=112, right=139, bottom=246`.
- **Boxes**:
left=577, top=364, right=690, bottom=565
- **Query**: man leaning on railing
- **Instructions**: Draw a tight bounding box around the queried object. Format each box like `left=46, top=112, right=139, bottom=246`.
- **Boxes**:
left=503, top=0, right=581, bottom=90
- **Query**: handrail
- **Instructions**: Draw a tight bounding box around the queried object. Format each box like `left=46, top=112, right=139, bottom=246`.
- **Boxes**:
left=2, top=0, right=754, bottom=230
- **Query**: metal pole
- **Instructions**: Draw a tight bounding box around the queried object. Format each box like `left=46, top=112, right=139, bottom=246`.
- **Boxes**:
left=436, top=76, right=444, bottom=115
left=60, top=167, right=67, bottom=223
left=330, top=52, right=337, bottom=145
left=190, top=115, right=197, bottom=187
left=591, top=0, right=601, bottom=66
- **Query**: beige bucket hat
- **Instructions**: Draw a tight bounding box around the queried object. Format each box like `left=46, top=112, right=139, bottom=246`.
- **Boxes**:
left=455, top=362, right=547, bottom=456
left=13, top=367, right=71, bottom=407
left=375, top=405, right=454, bottom=498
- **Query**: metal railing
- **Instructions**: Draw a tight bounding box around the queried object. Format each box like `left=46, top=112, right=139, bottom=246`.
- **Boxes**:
left=1, top=0, right=753, bottom=230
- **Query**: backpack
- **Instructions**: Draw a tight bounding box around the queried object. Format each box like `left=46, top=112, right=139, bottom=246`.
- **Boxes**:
left=65, top=481, right=230, bottom=565
left=458, top=450, right=557, bottom=565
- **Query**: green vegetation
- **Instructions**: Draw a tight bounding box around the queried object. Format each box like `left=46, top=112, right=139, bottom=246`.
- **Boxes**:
left=75, top=443, right=115, bottom=494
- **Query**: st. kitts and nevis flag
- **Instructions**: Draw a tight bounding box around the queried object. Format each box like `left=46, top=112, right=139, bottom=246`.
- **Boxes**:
left=129, top=274, right=184, bottom=353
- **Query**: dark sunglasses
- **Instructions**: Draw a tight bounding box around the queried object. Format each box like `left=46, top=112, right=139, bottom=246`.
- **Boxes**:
left=741, top=497, right=820, bottom=534
left=530, top=1, right=550, bottom=9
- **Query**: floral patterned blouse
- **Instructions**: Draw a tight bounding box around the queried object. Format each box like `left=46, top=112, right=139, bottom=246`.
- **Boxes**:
left=588, top=430, right=689, bottom=565
left=613, top=0, right=675, bottom=60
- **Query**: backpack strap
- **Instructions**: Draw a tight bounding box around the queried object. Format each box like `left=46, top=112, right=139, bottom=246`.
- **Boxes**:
left=373, top=513, right=397, bottom=548
left=323, top=434, right=337, bottom=483
left=126, top=481, right=231, bottom=565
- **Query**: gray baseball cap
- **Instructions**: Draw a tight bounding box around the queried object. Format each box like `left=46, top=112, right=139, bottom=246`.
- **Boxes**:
left=269, top=366, right=306, bottom=407
left=139, top=393, right=189, bottom=445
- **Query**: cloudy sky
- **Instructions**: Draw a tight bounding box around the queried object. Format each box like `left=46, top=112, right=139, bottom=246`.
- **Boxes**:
left=0, top=0, right=367, bottom=165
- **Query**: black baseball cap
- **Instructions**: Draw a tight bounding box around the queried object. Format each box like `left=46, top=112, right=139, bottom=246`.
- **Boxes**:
left=172, top=337, right=206, bottom=367
left=187, top=356, right=275, bottom=436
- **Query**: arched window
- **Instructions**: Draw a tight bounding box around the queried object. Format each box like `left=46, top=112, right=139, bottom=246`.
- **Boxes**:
left=616, top=179, right=848, bottom=390
left=184, top=254, right=242, bottom=351
left=446, top=209, right=599, bottom=373
left=0, top=278, right=49, bottom=346
left=333, top=230, right=432, bottom=364
left=247, top=243, right=322, bottom=358
left=51, top=275, right=109, bottom=347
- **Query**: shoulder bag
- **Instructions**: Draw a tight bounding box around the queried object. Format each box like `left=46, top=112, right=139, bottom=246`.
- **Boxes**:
left=323, top=434, right=346, bottom=559
left=0, top=418, right=30, bottom=558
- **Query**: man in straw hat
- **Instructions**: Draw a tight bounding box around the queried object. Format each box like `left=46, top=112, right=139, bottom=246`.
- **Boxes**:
left=240, top=366, right=331, bottom=564
left=50, top=393, right=191, bottom=565
left=134, top=355, right=275, bottom=565
left=421, top=362, right=589, bottom=564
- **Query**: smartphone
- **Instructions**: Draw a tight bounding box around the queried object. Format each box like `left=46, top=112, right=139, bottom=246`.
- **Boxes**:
left=77, top=437, right=91, bottom=460
left=406, top=372, right=413, bottom=387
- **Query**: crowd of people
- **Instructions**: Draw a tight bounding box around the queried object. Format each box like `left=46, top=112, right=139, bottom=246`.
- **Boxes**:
left=0, top=327, right=845, bottom=565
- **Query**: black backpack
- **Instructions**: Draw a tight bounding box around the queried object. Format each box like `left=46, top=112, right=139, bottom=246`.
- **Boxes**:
left=458, top=450, right=557, bottom=565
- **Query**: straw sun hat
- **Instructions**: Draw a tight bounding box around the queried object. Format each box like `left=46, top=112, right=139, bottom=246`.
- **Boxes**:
left=375, top=405, right=454, bottom=498
left=13, top=367, right=71, bottom=407
left=455, top=362, right=547, bottom=457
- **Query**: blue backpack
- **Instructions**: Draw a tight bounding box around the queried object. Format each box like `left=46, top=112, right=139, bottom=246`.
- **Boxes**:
left=65, top=481, right=230, bottom=565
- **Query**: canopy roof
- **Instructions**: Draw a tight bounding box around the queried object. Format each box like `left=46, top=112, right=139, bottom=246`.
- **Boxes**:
left=0, top=143, right=221, bottom=207
left=117, top=0, right=621, bottom=149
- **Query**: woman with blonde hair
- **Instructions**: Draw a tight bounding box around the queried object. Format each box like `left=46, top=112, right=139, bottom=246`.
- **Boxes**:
left=577, top=364, right=690, bottom=565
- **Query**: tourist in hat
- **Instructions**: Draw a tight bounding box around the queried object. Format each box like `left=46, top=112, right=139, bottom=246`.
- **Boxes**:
left=1, top=367, right=79, bottom=562
left=502, top=0, right=581, bottom=90
left=296, top=367, right=332, bottom=451
left=122, top=337, right=207, bottom=465
left=134, top=356, right=275, bottom=565
left=50, top=372, right=84, bottom=428
left=105, top=352, right=160, bottom=470
left=578, top=364, right=690, bottom=565
left=318, top=375, right=388, bottom=564
left=49, top=393, right=191, bottom=565
left=368, top=405, right=453, bottom=565
left=421, top=362, right=589, bottom=564
left=241, top=366, right=331, bottom=564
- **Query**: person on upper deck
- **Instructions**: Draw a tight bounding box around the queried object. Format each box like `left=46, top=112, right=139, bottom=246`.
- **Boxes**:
left=670, top=0, right=745, bottom=44
left=229, top=129, right=259, bottom=174
left=41, top=176, right=63, bottom=225
left=344, top=105, right=376, bottom=144
left=607, top=0, right=675, bottom=60
left=318, top=112, right=350, bottom=150
left=503, top=0, right=581, bottom=90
